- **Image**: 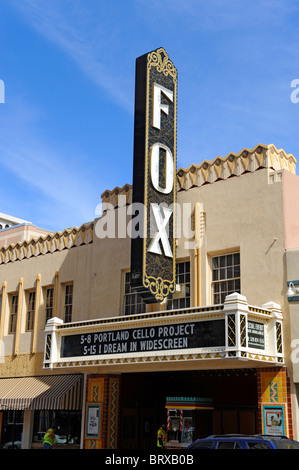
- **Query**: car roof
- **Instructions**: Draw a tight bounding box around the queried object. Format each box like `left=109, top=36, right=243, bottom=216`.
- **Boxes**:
left=206, top=435, right=261, bottom=439
left=200, top=434, right=289, bottom=441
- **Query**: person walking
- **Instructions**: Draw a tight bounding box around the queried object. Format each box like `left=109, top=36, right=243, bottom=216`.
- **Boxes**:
left=157, top=423, right=167, bottom=448
left=43, top=426, right=58, bottom=449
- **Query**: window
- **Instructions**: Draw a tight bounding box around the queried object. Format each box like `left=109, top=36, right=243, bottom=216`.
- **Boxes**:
left=247, top=441, right=272, bottom=449
left=124, top=272, right=146, bottom=315
left=0, top=410, right=24, bottom=448
left=167, top=261, right=190, bottom=310
left=9, top=294, right=18, bottom=333
left=45, top=287, right=54, bottom=323
left=191, top=440, right=213, bottom=449
left=64, top=284, right=73, bottom=323
left=212, top=252, right=240, bottom=304
left=217, top=440, right=241, bottom=449
left=26, top=291, right=36, bottom=331
left=33, top=410, right=81, bottom=446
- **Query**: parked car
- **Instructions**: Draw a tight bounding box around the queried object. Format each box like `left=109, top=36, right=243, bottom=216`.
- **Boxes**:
left=2, top=440, right=22, bottom=449
left=187, top=434, right=299, bottom=449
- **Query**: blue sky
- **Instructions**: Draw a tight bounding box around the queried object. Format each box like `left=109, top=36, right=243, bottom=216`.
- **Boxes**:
left=0, top=0, right=298, bottom=232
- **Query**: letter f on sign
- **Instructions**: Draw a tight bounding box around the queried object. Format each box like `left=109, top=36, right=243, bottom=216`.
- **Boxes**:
left=152, top=83, right=173, bottom=130
left=148, top=203, right=173, bottom=257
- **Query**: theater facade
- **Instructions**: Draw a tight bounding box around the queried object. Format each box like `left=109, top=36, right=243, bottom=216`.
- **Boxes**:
left=0, top=48, right=299, bottom=449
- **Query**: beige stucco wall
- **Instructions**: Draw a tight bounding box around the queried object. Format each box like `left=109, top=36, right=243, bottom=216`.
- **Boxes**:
left=282, top=171, right=299, bottom=250
left=178, top=168, right=286, bottom=306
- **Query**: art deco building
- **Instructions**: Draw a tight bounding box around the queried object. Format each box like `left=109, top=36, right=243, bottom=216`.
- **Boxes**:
left=0, top=143, right=298, bottom=449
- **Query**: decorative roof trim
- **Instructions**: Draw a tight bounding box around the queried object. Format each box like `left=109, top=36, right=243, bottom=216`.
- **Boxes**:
left=0, top=222, right=93, bottom=265
left=101, top=144, right=296, bottom=201
left=176, top=144, right=296, bottom=191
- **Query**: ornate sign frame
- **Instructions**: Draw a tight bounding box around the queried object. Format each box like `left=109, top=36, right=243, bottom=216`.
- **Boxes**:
left=131, top=47, right=177, bottom=303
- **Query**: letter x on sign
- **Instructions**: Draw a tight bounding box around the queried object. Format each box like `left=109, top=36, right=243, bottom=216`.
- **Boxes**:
left=148, top=204, right=173, bottom=258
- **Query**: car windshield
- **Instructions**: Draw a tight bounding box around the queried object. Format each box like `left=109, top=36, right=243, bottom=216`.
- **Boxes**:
left=272, top=439, right=299, bottom=449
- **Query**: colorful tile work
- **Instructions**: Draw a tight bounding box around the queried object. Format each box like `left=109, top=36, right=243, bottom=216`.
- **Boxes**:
left=108, top=377, right=120, bottom=449
left=85, top=439, right=101, bottom=449
left=84, top=375, right=120, bottom=449
left=269, top=382, right=278, bottom=403
left=257, top=368, right=293, bottom=439
left=259, top=370, right=287, bottom=404
left=88, top=377, right=104, bottom=403
left=85, top=376, right=105, bottom=449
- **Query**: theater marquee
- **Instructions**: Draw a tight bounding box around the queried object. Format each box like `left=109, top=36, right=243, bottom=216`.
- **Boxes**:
left=130, top=47, right=177, bottom=303
left=61, top=320, right=225, bottom=358
left=44, top=295, right=284, bottom=370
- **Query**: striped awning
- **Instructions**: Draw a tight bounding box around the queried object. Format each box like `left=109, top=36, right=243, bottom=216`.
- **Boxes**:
left=0, top=374, right=83, bottom=410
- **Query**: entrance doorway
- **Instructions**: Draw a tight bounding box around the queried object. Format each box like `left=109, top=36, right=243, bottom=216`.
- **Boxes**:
left=119, top=369, right=258, bottom=449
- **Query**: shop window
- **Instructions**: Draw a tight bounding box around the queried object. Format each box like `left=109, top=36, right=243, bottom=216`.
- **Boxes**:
left=124, top=272, right=146, bottom=315
left=211, top=252, right=240, bottom=304
left=9, top=294, right=18, bottom=333
left=64, top=284, right=73, bottom=323
left=0, top=410, right=24, bottom=449
left=45, top=287, right=54, bottom=324
left=33, top=410, right=81, bottom=446
left=167, top=261, right=190, bottom=310
left=26, top=291, right=36, bottom=331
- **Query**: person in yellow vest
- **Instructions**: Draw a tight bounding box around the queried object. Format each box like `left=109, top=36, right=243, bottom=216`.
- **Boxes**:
left=157, top=423, right=167, bottom=448
left=43, top=426, right=58, bottom=449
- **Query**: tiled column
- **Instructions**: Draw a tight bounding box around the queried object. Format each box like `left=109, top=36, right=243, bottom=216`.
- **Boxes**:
left=84, top=374, right=120, bottom=449
left=257, top=367, right=293, bottom=438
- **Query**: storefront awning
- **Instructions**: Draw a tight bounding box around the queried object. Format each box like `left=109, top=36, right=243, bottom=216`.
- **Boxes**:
left=0, top=374, right=83, bottom=411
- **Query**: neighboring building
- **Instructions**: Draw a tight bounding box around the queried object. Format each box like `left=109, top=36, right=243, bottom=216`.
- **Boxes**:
left=0, top=212, right=31, bottom=230
left=0, top=224, right=53, bottom=249
left=0, top=143, right=298, bottom=449
left=0, top=212, right=52, bottom=248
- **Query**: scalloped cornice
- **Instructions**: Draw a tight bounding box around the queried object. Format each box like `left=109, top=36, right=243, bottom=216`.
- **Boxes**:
left=101, top=183, right=132, bottom=207
left=0, top=222, right=93, bottom=265
left=176, top=144, right=296, bottom=191
left=101, top=144, right=296, bottom=203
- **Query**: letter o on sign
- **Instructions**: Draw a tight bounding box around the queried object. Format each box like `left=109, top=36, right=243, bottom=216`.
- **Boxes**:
left=150, top=142, right=174, bottom=194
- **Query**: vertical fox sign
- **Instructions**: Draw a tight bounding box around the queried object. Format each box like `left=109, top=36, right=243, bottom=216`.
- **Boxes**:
left=130, top=47, right=177, bottom=303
